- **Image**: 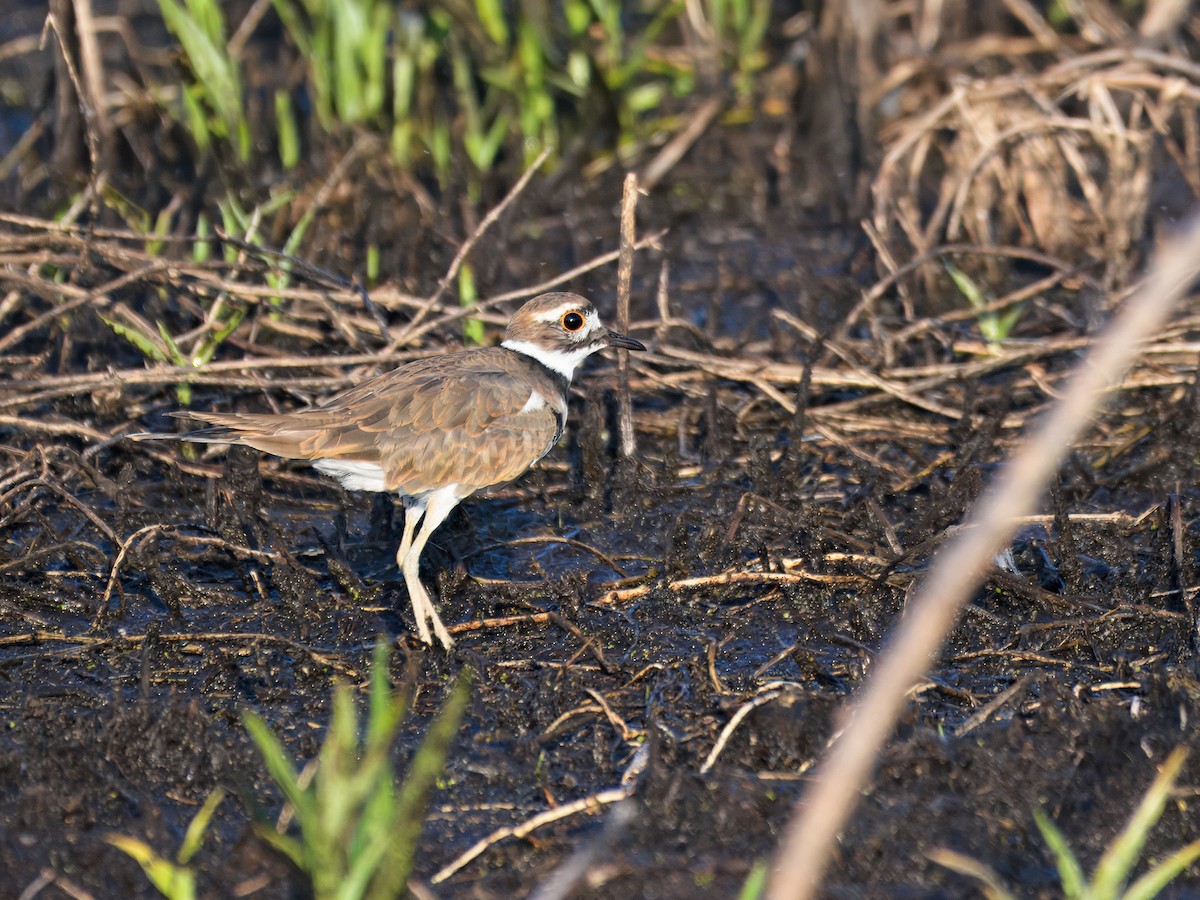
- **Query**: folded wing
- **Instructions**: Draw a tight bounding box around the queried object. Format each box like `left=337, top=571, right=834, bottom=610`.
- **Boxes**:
left=181, top=357, right=561, bottom=497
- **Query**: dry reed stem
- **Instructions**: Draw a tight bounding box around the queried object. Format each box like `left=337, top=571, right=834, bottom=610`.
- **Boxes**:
left=700, top=682, right=807, bottom=775
left=765, top=215, right=1200, bottom=900
left=616, top=172, right=639, bottom=458
left=395, top=144, right=552, bottom=344
left=527, top=799, right=636, bottom=900
left=445, top=612, right=554, bottom=638
left=431, top=786, right=634, bottom=884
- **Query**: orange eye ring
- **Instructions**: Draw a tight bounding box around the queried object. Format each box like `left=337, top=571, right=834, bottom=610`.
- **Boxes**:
left=561, top=311, right=585, bottom=332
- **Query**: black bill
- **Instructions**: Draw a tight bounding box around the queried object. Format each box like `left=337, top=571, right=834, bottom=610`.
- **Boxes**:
left=605, top=330, right=646, bottom=351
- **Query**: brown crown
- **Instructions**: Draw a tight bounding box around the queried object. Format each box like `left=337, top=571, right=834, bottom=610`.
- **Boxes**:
left=503, top=292, right=596, bottom=345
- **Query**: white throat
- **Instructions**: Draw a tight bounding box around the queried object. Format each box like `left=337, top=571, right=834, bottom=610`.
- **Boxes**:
left=501, top=339, right=594, bottom=380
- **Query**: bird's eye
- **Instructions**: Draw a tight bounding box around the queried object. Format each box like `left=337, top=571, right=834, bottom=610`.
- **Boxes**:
left=561, top=311, right=585, bottom=332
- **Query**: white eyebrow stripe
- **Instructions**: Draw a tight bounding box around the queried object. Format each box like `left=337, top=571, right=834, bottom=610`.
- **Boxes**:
left=533, top=304, right=590, bottom=323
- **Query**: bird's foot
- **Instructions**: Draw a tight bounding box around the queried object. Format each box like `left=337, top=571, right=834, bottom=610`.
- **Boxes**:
left=405, top=572, right=455, bottom=650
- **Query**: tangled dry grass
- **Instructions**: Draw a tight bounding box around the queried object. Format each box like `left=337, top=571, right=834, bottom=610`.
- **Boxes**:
left=873, top=47, right=1200, bottom=294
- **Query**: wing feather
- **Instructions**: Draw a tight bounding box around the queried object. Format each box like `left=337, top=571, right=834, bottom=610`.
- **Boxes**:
left=182, top=351, right=562, bottom=497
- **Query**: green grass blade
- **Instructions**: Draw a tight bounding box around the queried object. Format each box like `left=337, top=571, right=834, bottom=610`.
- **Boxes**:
left=611, top=1, right=684, bottom=87
left=366, top=243, right=380, bottom=285
left=241, top=711, right=311, bottom=823
left=366, top=641, right=403, bottom=746
left=193, top=212, right=211, bottom=263
left=156, top=0, right=244, bottom=146
left=193, top=303, right=247, bottom=367
left=944, top=260, right=1023, bottom=342
left=985, top=304, right=1024, bottom=343
left=1122, top=837, right=1200, bottom=900
left=459, top=264, right=484, bottom=346
left=184, top=0, right=222, bottom=45
left=741, top=0, right=772, bottom=66
left=1093, top=748, right=1188, bottom=897
left=564, top=0, right=590, bottom=33
left=473, top=0, right=509, bottom=45
left=709, top=0, right=727, bottom=42
left=177, top=787, right=225, bottom=865
left=243, top=711, right=322, bottom=878
left=341, top=782, right=397, bottom=900
left=275, top=90, right=300, bottom=169
left=338, top=644, right=405, bottom=898
left=249, top=822, right=306, bottom=870
left=314, top=684, right=361, bottom=840
left=256, top=189, right=296, bottom=220
left=106, top=834, right=196, bottom=900
left=218, top=195, right=246, bottom=236
left=280, top=204, right=313, bottom=260
left=156, top=322, right=189, bottom=367
left=738, top=860, right=768, bottom=900
left=944, top=260, right=987, bottom=310
left=271, top=0, right=334, bottom=126
left=180, top=86, right=211, bottom=150
left=147, top=206, right=172, bottom=258
left=478, top=109, right=511, bottom=171
left=332, top=2, right=366, bottom=122
left=373, top=668, right=473, bottom=898
left=393, top=47, right=416, bottom=118
left=270, top=0, right=312, bottom=58
left=100, top=316, right=168, bottom=363
left=429, top=114, right=451, bottom=182
left=1034, top=808, right=1087, bottom=899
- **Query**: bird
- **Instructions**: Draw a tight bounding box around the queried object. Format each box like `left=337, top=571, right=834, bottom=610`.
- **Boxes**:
left=167, top=292, right=646, bottom=649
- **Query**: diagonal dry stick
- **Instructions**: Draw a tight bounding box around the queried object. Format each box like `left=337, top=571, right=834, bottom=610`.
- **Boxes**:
left=369, top=231, right=667, bottom=349
left=639, top=94, right=725, bottom=192
left=431, top=786, right=633, bottom=884
left=393, top=145, right=553, bottom=347
left=766, top=214, right=1200, bottom=900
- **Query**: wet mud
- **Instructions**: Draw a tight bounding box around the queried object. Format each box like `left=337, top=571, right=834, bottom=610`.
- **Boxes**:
left=4, top=8, right=1200, bottom=899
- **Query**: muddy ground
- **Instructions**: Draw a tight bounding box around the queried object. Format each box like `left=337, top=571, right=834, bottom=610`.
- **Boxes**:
left=5, top=5, right=1200, bottom=899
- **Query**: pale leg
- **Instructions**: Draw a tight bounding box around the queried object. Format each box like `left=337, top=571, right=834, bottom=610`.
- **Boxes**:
left=397, top=498, right=432, bottom=644
left=399, top=486, right=460, bottom=649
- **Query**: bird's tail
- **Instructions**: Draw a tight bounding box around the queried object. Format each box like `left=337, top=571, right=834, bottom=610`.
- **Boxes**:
left=125, top=413, right=248, bottom=444
left=129, top=410, right=320, bottom=459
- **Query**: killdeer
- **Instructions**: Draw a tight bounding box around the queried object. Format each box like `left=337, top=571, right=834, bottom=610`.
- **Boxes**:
left=171, top=292, right=645, bottom=649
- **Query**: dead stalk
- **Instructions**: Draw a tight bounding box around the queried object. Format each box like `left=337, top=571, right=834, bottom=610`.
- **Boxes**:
left=616, top=173, right=639, bottom=458
left=765, top=215, right=1200, bottom=900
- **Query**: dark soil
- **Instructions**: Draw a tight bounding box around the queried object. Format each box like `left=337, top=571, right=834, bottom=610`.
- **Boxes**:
left=5, top=6, right=1200, bottom=900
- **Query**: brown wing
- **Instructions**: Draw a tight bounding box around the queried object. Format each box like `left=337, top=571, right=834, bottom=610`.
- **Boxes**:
left=316, top=365, right=560, bottom=496
left=183, top=353, right=561, bottom=496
